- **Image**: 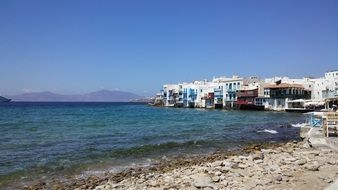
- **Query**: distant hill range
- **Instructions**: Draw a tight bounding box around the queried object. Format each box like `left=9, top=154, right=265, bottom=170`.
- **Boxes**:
left=7, top=90, right=144, bottom=102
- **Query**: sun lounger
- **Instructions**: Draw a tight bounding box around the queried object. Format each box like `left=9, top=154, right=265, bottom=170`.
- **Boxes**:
left=324, top=112, right=338, bottom=137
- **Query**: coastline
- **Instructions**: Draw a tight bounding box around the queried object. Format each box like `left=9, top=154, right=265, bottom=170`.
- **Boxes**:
left=23, top=134, right=338, bottom=190
left=0, top=103, right=305, bottom=190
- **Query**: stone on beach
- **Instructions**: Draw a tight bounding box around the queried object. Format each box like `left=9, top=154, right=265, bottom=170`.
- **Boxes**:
left=305, top=162, right=321, bottom=171
left=191, top=175, right=216, bottom=189
left=251, top=151, right=264, bottom=161
left=296, top=158, right=307, bottom=165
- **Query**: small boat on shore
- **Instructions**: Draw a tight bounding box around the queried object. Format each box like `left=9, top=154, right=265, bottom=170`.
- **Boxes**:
left=0, top=96, right=11, bottom=102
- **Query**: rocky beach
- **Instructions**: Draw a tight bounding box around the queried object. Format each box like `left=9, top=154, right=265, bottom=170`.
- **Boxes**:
left=23, top=130, right=338, bottom=190
left=92, top=141, right=338, bottom=190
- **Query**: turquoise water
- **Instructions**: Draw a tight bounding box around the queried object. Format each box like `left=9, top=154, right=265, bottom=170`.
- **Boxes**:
left=0, top=102, right=304, bottom=188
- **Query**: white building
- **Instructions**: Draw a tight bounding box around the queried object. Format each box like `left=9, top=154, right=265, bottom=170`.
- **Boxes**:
left=324, top=70, right=338, bottom=98
left=160, top=70, right=338, bottom=110
left=265, top=70, right=338, bottom=100
left=163, top=84, right=180, bottom=107
left=212, top=75, right=243, bottom=108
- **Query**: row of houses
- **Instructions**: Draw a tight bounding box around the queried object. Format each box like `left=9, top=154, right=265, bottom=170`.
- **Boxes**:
left=154, top=70, right=338, bottom=111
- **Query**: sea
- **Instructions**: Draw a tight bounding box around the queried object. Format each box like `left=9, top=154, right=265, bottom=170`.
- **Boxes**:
left=0, top=102, right=305, bottom=188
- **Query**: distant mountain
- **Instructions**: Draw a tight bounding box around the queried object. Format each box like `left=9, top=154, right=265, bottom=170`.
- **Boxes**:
left=9, top=92, right=68, bottom=102
left=8, top=90, right=143, bottom=102
left=0, top=95, right=11, bottom=102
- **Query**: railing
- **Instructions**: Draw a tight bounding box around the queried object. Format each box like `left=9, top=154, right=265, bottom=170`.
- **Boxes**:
left=226, top=89, right=237, bottom=92
left=270, top=94, right=311, bottom=99
left=237, top=91, right=258, bottom=98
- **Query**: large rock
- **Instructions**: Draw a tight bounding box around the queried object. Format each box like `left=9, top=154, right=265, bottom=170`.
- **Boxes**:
left=191, top=175, right=216, bottom=189
left=305, top=162, right=320, bottom=171
left=238, top=163, right=249, bottom=169
left=251, top=151, right=264, bottom=161
left=211, top=160, right=224, bottom=167
left=254, top=160, right=263, bottom=164
left=284, top=157, right=297, bottom=162
left=220, top=166, right=231, bottom=173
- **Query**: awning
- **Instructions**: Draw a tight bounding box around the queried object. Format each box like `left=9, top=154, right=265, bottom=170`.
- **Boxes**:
left=304, top=101, right=325, bottom=107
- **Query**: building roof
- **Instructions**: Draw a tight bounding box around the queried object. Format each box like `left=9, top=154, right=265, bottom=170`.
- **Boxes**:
left=264, top=83, right=304, bottom=89
left=238, top=85, right=258, bottom=91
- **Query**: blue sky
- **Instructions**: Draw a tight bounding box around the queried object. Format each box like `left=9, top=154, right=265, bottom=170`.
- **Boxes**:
left=0, top=0, right=337, bottom=96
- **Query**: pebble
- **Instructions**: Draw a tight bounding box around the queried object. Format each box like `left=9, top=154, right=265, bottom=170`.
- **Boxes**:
left=276, top=175, right=283, bottom=182
left=212, top=176, right=220, bottom=182
left=296, top=159, right=307, bottom=165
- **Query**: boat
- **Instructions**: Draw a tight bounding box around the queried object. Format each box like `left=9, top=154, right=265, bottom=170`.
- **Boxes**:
left=0, top=96, right=11, bottom=102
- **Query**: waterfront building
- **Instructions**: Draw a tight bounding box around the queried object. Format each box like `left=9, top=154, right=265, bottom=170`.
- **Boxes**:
left=181, top=82, right=199, bottom=108
left=197, top=81, right=218, bottom=108
left=236, top=77, right=265, bottom=110
left=236, top=87, right=264, bottom=110
left=324, top=70, right=338, bottom=98
left=263, top=81, right=311, bottom=111
left=163, top=84, right=180, bottom=107
left=212, top=76, right=243, bottom=109
left=159, top=70, right=338, bottom=111
left=265, top=70, right=338, bottom=100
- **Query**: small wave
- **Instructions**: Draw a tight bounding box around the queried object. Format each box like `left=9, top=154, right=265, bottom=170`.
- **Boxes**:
left=257, top=129, right=278, bottom=134
left=291, top=123, right=310, bottom=128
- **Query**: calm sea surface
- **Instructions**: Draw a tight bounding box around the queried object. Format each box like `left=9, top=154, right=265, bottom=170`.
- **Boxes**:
left=0, top=102, right=305, bottom=188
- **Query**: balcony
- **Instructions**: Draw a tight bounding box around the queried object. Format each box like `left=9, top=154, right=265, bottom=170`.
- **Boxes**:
left=236, top=89, right=258, bottom=98
left=226, top=88, right=237, bottom=92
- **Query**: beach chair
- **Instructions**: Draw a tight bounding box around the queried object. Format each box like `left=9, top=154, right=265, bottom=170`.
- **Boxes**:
left=325, top=112, right=338, bottom=137
left=310, top=113, right=322, bottom=127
